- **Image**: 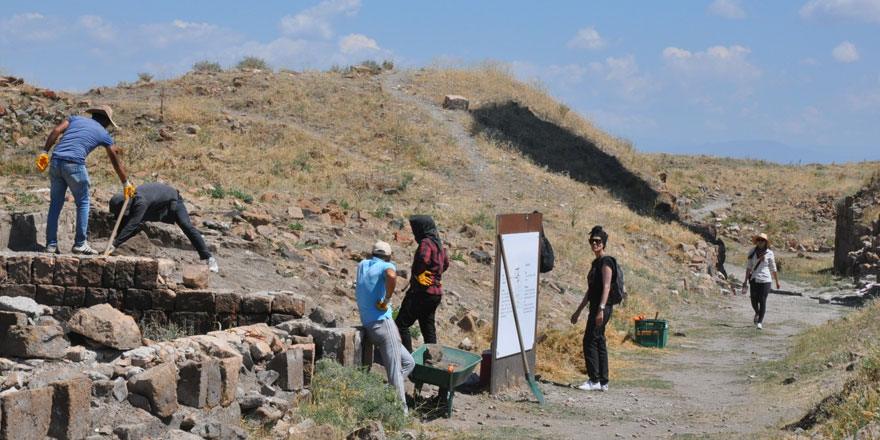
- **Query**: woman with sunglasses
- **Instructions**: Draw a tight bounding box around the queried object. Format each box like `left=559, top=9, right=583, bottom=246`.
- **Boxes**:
left=743, top=233, right=780, bottom=330
left=570, top=226, right=614, bottom=391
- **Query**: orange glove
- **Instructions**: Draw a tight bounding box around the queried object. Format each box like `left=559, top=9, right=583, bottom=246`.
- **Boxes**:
left=376, top=299, right=388, bottom=311
left=123, top=181, right=135, bottom=199
left=36, top=153, right=49, bottom=172
left=416, top=270, right=433, bottom=287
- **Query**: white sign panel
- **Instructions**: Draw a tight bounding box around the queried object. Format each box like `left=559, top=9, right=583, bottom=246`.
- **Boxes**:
left=495, top=231, right=540, bottom=358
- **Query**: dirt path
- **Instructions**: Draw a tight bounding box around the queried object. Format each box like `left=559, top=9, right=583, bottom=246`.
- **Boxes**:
left=416, top=263, right=850, bottom=439
left=375, top=70, right=853, bottom=438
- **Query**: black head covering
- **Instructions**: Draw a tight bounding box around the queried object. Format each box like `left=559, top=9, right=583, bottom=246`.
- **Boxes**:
left=589, top=225, right=608, bottom=247
left=109, top=193, right=130, bottom=217
left=409, top=215, right=442, bottom=248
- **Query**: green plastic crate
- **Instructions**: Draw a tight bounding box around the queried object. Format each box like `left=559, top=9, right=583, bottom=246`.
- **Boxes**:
left=634, top=319, right=668, bottom=348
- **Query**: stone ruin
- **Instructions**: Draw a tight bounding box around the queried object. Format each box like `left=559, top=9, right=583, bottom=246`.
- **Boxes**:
left=834, top=176, right=880, bottom=281
left=0, top=252, right=368, bottom=439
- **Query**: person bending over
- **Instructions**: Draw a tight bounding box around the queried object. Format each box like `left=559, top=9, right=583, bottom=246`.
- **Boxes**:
left=108, top=182, right=218, bottom=272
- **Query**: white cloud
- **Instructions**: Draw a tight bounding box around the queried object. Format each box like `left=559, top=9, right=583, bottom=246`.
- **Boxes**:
left=0, top=13, right=63, bottom=43
left=662, top=45, right=762, bottom=83
left=567, top=27, right=606, bottom=50
left=588, top=55, right=653, bottom=102
left=139, top=20, right=239, bottom=49
left=78, top=15, right=116, bottom=41
left=708, top=0, right=747, bottom=19
left=800, top=57, right=821, bottom=66
left=338, top=34, right=379, bottom=54
left=832, top=41, right=859, bottom=63
left=280, top=0, right=361, bottom=39
left=800, top=0, right=880, bottom=24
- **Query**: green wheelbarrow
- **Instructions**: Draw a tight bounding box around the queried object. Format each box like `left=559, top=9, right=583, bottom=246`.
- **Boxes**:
left=409, top=345, right=482, bottom=418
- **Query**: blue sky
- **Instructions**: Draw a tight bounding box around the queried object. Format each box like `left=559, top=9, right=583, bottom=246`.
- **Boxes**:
left=2, top=0, right=878, bottom=164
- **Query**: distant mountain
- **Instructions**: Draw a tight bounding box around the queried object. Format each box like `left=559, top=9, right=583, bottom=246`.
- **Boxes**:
left=648, top=139, right=876, bottom=165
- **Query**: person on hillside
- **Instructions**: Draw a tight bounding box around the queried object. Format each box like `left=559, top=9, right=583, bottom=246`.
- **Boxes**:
left=742, top=233, right=780, bottom=330
left=356, top=241, right=414, bottom=414
left=108, top=182, right=218, bottom=272
left=395, top=215, right=450, bottom=353
left=37, top=105, right=133, bottom=255
left=570, top=225, right=615, bottom=392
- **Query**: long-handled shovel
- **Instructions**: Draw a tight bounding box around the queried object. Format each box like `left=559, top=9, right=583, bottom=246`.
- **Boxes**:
left=104, top=196, right=130, bottom=256
left=498, top=236, right=545, bottom=404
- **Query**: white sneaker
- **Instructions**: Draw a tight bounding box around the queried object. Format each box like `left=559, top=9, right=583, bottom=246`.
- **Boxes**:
left=45, top=245, right=59, bottom=255
left=207, top=257, right=219, bottom=273
left=756, top=323, right=763, bottom=330
left=71, top=242, right=98, bottom=255
left=600, top=383, right=609, bottom=392
left=577, top=380, right=600, bottom=391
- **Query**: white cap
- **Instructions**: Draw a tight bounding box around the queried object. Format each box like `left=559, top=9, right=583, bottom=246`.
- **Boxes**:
left=372, top=241, right=392, bottom=257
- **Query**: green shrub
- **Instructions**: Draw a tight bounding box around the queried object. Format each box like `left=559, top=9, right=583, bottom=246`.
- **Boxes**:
left=192, top=60, right=222, bottom=73
left=396, top=172, right=415, bottom=192
left=381, top=60, right=394, bottom=70
left=302, top=359, right=409, bottom=434
left=289, top=222, right=304, bottom=231
left=137, top=72, right=154, bottom=82
left=229, top=189, right=253, bottom=204
left=360, top=60, right=381, bottom=74
left=236, top=56, right=271, bottom=71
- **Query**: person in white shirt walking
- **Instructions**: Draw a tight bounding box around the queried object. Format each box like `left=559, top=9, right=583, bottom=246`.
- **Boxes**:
left=742, top=233, right=780, bottom=330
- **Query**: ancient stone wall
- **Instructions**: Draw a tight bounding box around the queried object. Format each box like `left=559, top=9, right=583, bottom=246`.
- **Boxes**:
left=834, top=176, right=880, bottom=278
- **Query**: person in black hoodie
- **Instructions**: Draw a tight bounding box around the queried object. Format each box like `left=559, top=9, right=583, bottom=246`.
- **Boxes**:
left=108, top=182, right=218, bottom=272
left=395, top=215, right=449, bottom=353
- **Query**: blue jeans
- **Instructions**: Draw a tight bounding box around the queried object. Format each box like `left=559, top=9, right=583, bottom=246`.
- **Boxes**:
left=47, top=159, right=90, bottom=247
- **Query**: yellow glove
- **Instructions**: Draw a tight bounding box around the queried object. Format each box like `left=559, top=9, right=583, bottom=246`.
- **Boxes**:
left=376, top=299, right=388, bottom=311
left=36, top=153, right=49, bottom=172
left=416, top=270, right=433, bottom=287
left=123, top=181, right=135, bottom=199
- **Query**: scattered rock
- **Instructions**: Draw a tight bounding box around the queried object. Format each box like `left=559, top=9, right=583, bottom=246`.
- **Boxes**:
left=0, top=325, right=68, bottom=359
left=67, top=304, right=142, bottom=350
left=442, top=95, right=469, bottom=111
left=0, top=296, right=49, bottom=318
left=182, top=265, right=210, bottom=289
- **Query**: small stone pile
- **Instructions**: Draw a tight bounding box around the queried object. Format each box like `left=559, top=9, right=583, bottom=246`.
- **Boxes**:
left=0, top=76, right=78, bottom=147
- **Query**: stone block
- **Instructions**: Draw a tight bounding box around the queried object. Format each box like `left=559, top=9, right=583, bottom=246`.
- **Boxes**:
left=0, top=387, right=53, bottom=440
left=271, top=293, right=306, bottom=317
left=270, top=314, right=297, bottom=326
left=128, top=362, right=178, bottom=418
left=54, top=257, right=79, bottom=286
left=68, top=304, right=142, bottom=350
left=238, top=313, right=269, bottom=326
left=0, top=324, right=68, bottom=359
left=36, top=285, right=66, bottom=306
left=51, top=306, right=75, bottom=322
left=151, top=289, right=177, bottom=311
left=1, top=284, right=36, bottom=299
left=177, top=359, right=222, bottom=409
left=124, top=288, right=152, bottom=310
left=217, top=357, right=241, bottom=407
left=6, top=255, right=32, bottom=284
left=216, top=313, right=237, bottom=330
left=170, top=312, right=214, bottom=334
left=176, top=290, right=215, bottom=313
left=49, top=377, right=91, bottom=440
left=241, top=293, right=272, bottom=314
left=267, top=347, right=304, bottom=391
left=312, top=326, right=362, bottom=367
left=84, top=288, right=108, bottom=306
left=214, top=292, right=241, bottom=314
left=78, top=257, right=106, bottom=287
left=92, top=378, right=127, bottom=402
left=292, top=343, right=316, bottom=387
left=101, top=258, right=117, bottom=288
left=32, top=255, right=55, bottom=284
left=135, top=259, right=160, bottom=289
left=114, top=258, right=136, bottom=289
left=63, top=287, right=86, bottom=307
left=182, top=265, right=209, bottom=289
left=442, top=94, right=469, bottom=110
left=0, top=311, right=27, bottom=335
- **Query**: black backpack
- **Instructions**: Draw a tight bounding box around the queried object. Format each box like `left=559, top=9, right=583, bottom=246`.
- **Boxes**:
left=539, top=230, right=555, bottom=273
left=607, top=256, right=626, bottom=305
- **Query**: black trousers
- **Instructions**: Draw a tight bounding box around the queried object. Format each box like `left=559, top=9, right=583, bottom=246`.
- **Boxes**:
left=750, top=281, right=771, bottom=324
left=394, top=290, right=442, bottom=353
left=170, top=196, right=212, bottom=260
left=583, top=304, right=613, bottom=385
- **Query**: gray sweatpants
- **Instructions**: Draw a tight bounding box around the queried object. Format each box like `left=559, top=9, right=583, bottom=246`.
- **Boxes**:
left=364, top=317, right=415, bottom=413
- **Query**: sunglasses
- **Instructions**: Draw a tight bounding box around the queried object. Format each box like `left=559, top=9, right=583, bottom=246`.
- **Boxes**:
left=755, top=238, right=766, bottom=243
left=589, top=238, right=603, bottom=244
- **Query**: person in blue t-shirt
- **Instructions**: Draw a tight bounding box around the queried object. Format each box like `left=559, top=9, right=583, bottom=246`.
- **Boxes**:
left=36, top=105, right=133, bottom=255
left=356, top=241, right=414, bottom=414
